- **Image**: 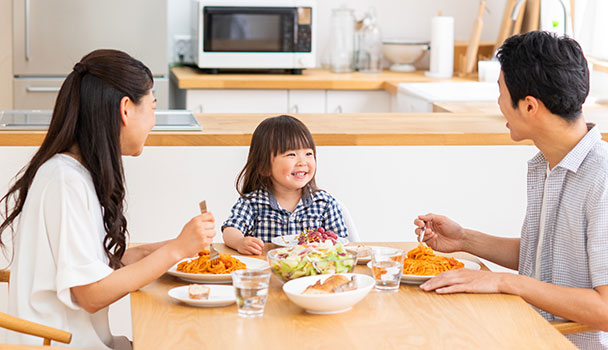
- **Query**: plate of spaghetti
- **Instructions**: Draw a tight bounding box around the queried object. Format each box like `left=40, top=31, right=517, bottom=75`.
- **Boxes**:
left=400, top=244, right=480, bottom=283
left=167, top=250, right=270, bottom=283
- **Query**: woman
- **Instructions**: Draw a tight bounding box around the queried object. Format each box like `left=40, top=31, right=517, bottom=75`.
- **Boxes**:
left=0, top=49, right=215, bottom=349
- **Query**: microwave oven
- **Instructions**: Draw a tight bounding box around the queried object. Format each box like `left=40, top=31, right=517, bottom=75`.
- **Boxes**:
left=192, top=0, right=316, bottom=72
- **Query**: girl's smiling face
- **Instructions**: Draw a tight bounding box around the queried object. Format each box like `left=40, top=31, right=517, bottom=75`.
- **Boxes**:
left=269, top=148, right=316, bottom=193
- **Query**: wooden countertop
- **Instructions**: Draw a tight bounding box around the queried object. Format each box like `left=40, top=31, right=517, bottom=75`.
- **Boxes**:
left=171, top=66, right=474, bottom=93
left=3, top=113, right=608, bottom=147
left=434, top=101, right=608, bottom=122
left=589, top=56, right=608, bottom=74
left=130, top=242, right=576, bottom=350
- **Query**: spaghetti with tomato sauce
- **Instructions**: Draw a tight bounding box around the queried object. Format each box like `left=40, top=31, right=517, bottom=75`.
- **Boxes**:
left=177, top=250, right=247, bottom=274
left=402, top=244, right=464, bottom=276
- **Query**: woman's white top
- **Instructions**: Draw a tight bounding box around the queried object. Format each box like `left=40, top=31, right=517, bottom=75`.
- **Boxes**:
left=7, top=154, right=127, bottom=349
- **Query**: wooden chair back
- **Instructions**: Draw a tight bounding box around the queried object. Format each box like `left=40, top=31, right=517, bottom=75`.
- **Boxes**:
left=550, top=320, right=593, bottom=335
left=0, top=269, right=72, bottom=346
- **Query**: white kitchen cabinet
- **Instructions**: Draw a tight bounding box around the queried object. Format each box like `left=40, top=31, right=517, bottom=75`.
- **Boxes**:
left=177, top=88, right=392, bottom=113
left=396, top=82, right=498, bottom=113
left=13, top=77, right=170, bottom=110
left=185, top=89, right=288, bottom=113
left=325, top=90, right=391, bottom=113
left=287, top=90, right=326, bottom=113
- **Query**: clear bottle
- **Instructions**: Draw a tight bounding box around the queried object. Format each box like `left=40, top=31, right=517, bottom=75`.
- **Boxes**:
left=358, top=10, right=383, bottom=73
left=328, top=7, right=355, bottom=73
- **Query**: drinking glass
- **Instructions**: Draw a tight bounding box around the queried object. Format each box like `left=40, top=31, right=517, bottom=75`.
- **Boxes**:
left=231, top=269, right=271, bottom=318
left=370, top=247, right=404, bottom=292
left=328, top=7, right=355, bottom=73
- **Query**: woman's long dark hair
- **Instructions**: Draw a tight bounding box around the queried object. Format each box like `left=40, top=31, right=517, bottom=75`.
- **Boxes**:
left=236, top=115, right=319, bottom=197
left=0, top=49, right=153, bottom=269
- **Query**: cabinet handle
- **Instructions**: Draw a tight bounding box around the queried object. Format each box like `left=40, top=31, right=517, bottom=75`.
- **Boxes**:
left=26, top=86, right=61, bottom=92
left=290, top=104, right=299, bottom=113
left=25, top=0, right=30, bottom=61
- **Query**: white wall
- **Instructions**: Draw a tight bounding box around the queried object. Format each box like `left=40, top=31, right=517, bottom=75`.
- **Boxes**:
left=167, top=0, right=507, bottom=64
left=0, top=144, right=535, bottom=251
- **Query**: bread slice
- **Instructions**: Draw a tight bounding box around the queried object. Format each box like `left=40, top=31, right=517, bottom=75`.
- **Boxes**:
left=188, top=284, right=210, bottom=300
left=302, top=275, right=352, bottom=295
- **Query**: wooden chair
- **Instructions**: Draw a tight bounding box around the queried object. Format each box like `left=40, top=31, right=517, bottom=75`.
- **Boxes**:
left=550, top=320, right=593, bottom=335
left=0, top=270, right=72, bottom=346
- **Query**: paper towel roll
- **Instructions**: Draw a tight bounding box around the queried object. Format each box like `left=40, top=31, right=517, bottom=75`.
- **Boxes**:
left=425, top=16, right=454, bottom=78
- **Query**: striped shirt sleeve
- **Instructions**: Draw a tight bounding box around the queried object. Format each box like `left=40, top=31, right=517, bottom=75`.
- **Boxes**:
left=586, top=174, right=608, bottom=288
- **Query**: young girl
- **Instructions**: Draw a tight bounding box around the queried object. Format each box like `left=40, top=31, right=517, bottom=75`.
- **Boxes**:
left=0, top=50, right=215, bottom=349
left=222, top=115, right=348, bottom=255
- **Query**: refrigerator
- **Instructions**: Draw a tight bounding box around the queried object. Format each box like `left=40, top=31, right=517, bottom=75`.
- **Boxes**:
left=12, top=0, right=169, bottom=109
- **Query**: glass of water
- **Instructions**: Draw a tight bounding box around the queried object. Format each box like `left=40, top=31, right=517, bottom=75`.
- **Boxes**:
left=231, top=269, right=271, bottom=318
left=370, top=247, right=404, bottom=292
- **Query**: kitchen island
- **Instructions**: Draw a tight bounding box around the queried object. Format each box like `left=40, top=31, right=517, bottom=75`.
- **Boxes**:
left=2, top=113, right=607, bottom=147
left=1, top=112, right=608, bottom=245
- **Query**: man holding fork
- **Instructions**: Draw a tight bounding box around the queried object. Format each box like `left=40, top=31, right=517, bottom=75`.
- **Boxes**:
left=413, top=31, right=608, bottom=349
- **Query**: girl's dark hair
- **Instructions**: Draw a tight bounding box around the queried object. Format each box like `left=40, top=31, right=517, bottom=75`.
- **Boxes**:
left=0, top=49, right=153, bottom=269
left=236, top=115, right=319, bottom=196
left=497, top=31, right=589, bottom=121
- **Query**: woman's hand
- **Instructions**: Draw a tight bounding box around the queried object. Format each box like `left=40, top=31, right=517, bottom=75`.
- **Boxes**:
left=174, top=212, right=216, bottom=258
left=413, top=213, right=466, bottom=253
left=420, top=268, right=508, bottom=294
left=236, top=236, right=264, bottom=255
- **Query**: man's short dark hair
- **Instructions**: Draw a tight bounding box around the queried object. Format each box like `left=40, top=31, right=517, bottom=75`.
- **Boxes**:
left=497, top=31, right=589, bottom=121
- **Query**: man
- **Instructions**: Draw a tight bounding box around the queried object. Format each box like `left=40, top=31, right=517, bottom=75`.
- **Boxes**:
left=414, top=31, right=608, bottom=349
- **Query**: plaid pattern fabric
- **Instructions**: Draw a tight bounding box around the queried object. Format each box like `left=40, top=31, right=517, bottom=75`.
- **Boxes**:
left=519, top=124, right=608, bottom=349
left=222, top=188, right=348, bottom=243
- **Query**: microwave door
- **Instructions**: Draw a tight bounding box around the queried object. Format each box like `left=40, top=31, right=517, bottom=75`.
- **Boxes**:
left=203, top=7, right=297, bottom=53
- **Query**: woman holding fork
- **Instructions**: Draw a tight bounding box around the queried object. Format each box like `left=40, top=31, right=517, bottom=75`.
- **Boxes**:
left=0, top=49, right=216, bottom=349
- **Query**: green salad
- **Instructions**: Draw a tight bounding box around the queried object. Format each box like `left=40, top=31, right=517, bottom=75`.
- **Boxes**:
left=268, top=241, right=357, bottom=281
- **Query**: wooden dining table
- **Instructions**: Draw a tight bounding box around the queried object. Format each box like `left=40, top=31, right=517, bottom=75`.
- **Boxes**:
left=130, top=242, right=576, bottom=349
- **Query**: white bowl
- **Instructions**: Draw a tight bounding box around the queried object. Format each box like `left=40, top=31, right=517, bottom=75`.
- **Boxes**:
left=382, top=38, right=430, bottom=72
left=282, top=273, right=374, bottom=314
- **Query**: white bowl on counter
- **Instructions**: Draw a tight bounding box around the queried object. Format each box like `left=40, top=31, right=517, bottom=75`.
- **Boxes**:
left=282, top=273, right=374, bottom=314
left=382, top=38, right=430, bottom=72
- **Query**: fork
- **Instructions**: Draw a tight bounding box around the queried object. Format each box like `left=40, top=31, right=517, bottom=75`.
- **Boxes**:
left=199, top=200, right=219, bottom=261
left=418, top=220, right=427, bottom=244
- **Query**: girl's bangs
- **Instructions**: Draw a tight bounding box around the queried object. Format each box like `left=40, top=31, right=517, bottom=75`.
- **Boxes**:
left=273, top=127, right=315, bottom=155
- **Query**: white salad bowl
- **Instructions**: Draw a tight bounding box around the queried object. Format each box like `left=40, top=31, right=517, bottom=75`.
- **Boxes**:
left=267, top=242, right=358, bottom=282
left=282, top=273, right=374, bottom=314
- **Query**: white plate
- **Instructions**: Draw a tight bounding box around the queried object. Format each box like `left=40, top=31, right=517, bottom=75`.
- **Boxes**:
left=282, top=273, right=375, bottom=314
left=168, top=285, right=236, bottom=307
left=271, top=234, right=349, bottom=247
left=167, top=256, right=270, bottom=283
left=366, top=259, right=481, bottom=284
left=348, top=245, right=385, bottom=264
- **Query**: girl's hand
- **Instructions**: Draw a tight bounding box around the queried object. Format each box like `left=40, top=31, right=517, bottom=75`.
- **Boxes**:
left=236, top=236, right=264, bottom=255
left=419, top=269, right=508, bottom=294
left=413, top=213, right=466, bottom=253
left=175, top=212, right=216, bottom=258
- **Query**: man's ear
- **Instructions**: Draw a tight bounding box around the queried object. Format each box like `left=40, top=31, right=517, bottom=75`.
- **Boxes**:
left=119, top=96, right=131, bottom=126
left=521, top=95, right=540, bottom=116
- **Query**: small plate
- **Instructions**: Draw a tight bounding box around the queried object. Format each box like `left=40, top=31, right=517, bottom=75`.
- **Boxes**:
left=271, top=234, right=349, bottom=247
left=366, top=259, right=481, bottom=284
left=167, top=256, right=270, bottom=283
left=347, top=245, right=385, bottom=264
left=168, top=285, right=235, bottom=307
